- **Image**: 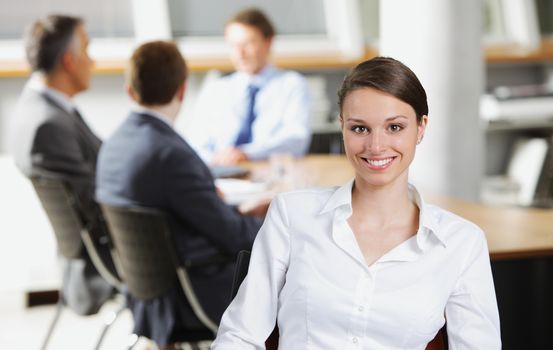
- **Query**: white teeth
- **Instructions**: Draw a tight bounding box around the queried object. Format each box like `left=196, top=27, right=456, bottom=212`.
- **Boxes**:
left=366, top=158, right=393, bottom=167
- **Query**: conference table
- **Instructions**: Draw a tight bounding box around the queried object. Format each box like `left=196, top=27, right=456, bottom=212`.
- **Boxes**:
left=242, top=154, right=553, bottom=261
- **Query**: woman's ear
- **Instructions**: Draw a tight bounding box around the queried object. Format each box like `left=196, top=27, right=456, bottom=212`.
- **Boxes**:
left=417, top=115, right=428, bottom=144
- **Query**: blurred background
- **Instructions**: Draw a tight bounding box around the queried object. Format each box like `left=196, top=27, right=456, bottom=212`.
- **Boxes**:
left=1, top=0, right=553, bottom=349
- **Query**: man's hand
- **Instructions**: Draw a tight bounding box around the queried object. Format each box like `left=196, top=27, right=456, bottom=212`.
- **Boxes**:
left=214, top=186, right=226, bottom=201
left=211, top=147, right=248, bottom=166
left=238, top=196, right=272, bottom=217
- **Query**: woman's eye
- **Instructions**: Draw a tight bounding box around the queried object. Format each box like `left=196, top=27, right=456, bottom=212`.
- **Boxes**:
left=351, top=126, right=368, bottom=134
left=389, top=124, right=403, bottom=132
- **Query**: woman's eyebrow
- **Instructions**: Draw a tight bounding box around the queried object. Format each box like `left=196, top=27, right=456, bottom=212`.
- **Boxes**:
left=345, top=115, right=409, bottom=123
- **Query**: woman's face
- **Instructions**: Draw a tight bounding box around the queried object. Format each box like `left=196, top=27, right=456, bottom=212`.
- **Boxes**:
left=341, top=87, right=427, bottom=190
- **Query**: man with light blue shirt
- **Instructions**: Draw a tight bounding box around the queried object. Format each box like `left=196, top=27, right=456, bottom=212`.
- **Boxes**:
left=186, top=8, right=311, bottom=165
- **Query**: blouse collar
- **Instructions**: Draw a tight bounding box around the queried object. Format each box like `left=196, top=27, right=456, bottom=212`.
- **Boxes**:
left=319, top=179, right=446, bottom=251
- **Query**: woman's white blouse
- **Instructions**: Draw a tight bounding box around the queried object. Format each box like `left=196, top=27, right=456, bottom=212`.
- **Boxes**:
left=211, top=181, right=501, bottom=349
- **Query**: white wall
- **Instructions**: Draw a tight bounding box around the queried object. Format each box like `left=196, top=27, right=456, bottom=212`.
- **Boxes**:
left=380, top=0, right=484, bottom=201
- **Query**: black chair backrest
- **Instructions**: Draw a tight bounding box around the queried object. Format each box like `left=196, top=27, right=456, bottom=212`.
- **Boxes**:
left=229, top=250, right=279, bottom=349
left=31, top=177, right=123, bottom=290
left=101, top=204, right=179, bottom=301
left=230, top=250, right=251, bottom=301
left=101, top=203, right=219, bottom=333
left=31, top=177, right=83, bottom=259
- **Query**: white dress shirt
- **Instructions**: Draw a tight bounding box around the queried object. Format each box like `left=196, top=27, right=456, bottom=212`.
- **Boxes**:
left=186, top=65, right=311, bottom=162
left=133, top=105, right=174, bottom=128
left=211, top=180, right=501, bottom=350
left=28, top=74, right=76, bottom=114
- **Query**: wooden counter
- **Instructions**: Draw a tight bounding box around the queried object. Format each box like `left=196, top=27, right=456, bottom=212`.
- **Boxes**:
left=428, top=194, right=553, bottom=260
left=0, top=47, right=378, bottom=78
left=6, top=38, right=553, bottom=78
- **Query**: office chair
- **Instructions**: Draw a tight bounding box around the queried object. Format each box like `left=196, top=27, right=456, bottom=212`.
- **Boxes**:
left=30, top=177, right=127, bottom=350
left=229, top=250, right=446, bottom=350
left=100, top=204, right=218, bottom=348
left=229, top=250, right=251, bottom=301
left=229, top=250, right=279, bottom=350
left=427, top=330, right=446, bottom=350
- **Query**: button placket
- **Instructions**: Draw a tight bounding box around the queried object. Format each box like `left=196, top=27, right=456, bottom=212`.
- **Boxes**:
left=348, top=269, right=375, bottom=348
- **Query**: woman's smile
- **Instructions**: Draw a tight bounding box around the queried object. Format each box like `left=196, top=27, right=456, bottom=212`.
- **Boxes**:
left=361, top=156, right=396, bottom=170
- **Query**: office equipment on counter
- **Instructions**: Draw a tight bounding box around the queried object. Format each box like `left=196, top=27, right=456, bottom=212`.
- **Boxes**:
left=482, top=137, right=550, bottom=206
left=481, top=93, right=553, bottom=122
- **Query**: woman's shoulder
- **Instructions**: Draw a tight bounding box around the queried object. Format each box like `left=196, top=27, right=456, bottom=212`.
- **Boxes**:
left=276, top=186, right=338, bottom=202
left=274, top=186, right=340, bottom=213
left=423, top=203, right=486, bottom=245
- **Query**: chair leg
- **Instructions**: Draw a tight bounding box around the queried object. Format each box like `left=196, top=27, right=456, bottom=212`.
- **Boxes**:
left=179, top=343, right=194, bottom=350
left=40, top=299, right=64, bottom=350
left=198, top=341, right=212, bottom=350
left=93, top=304, right=127, bottom=350
left=178, top=342, right=204, bottom=350
left=126, top=333, right=139, bottom=350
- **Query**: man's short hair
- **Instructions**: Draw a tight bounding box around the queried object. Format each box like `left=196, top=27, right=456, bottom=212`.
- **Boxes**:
left=127, top=41, right=187, bottom=106
left=25, top=15, right=82, bottom=74
left=227, top=8, right=275, bottom=39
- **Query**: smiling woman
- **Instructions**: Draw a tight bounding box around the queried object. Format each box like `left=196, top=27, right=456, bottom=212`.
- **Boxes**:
left=340, top=88, right=425, bottom=189
left=338, top=57, right=428, bottom=191
left=211, top=57, right=501, bottom=350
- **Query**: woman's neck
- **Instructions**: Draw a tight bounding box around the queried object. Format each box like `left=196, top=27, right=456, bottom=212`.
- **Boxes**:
left=351, top=178, right=415, bottom=230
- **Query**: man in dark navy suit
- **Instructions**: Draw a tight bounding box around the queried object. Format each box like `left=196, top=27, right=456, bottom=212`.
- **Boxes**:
left=95, top=41, right=267, bottom=349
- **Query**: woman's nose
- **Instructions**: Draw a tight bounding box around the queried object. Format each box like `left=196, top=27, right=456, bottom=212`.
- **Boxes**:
left=366, top=131, right=384, bottom=153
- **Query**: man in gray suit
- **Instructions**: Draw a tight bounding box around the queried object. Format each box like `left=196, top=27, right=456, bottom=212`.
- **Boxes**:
left=11, top=15, right=113, bottom=315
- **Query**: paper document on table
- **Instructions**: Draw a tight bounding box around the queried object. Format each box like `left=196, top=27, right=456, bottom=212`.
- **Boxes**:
left=209, top=165, right=250, bottom=179
left=215, top=178, right=273, bottom=206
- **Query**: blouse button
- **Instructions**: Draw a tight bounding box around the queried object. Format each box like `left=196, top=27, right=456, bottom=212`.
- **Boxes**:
left=358, top=306, right=364, bottom=312
left=352, top=337, right=358, bottom=344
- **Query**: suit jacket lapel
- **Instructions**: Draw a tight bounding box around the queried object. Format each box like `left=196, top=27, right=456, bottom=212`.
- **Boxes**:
left=40, top=91, right=102, bottom=156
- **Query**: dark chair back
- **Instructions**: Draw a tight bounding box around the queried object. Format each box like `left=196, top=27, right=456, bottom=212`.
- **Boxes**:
left=229, top=250, right=278, bottom=349
left=100, top=205, right=176, bottom=300
left=426, top=329, right=446, bottom=350
left=101, top=203, right=218, bottom=333
left=31, top=177, right=83, bottom=259
left=31, top=177, right=122, bottom=289
left=230, top=250, right=251, bottom=300
left=31, top=177, right=126, bottom=350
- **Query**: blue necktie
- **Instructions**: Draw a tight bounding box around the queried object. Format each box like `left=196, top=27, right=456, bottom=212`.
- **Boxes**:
left=234, top=85, right=260, bottom=146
